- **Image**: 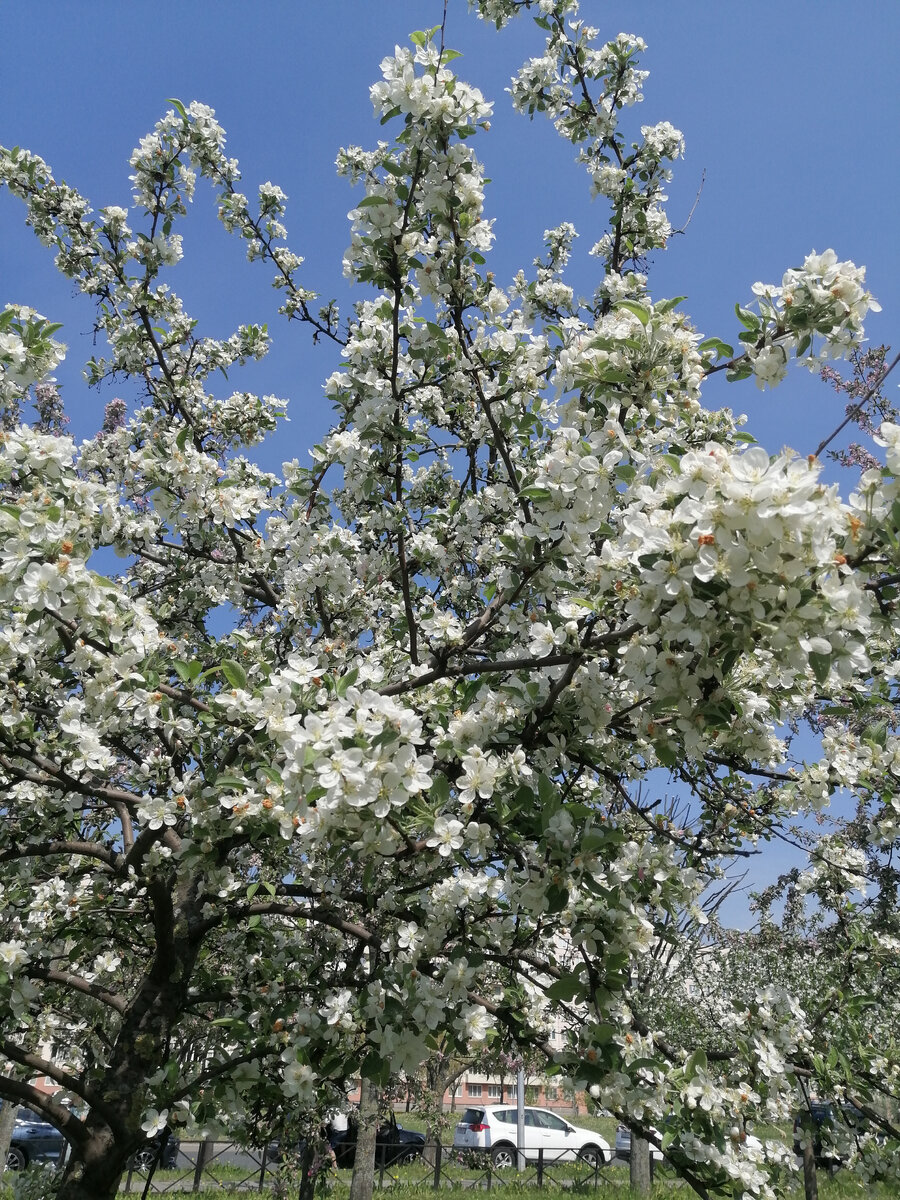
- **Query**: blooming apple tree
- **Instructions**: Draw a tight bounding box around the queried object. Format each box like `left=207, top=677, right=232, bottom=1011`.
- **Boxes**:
left=0, top=2, right=897, bottom=1198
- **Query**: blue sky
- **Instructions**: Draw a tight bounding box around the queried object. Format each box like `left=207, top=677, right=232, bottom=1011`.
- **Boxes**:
left=2, top=1, right=897, bottom=922
left=3, top=2, right=897, bottom=461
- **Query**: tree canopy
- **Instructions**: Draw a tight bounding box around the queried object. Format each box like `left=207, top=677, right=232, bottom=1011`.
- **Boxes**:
left=0, top=3, right=898, bottom=1198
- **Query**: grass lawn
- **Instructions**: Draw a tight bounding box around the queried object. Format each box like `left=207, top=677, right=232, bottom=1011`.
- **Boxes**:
left=104, top=1181, right=900, bottom=1199
left=107, top=1155, right=900, bottom=1198
left=3, top=1164, right=897, bottom=1199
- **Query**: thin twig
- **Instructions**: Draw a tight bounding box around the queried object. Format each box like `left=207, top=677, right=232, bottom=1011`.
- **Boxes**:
left=813, top=346, right=900, bottom=458
left=672, top=168, right=705, bottom=237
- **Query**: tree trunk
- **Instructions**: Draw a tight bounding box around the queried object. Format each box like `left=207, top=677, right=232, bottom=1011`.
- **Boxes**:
left=630, top=1134, right=652, bottom=1196
left=349, top=1077, right=380, bottom=1200
left=802, top=1138, right=819, bottom=1200
left=422, top=1063, right=466, bottom=1167
left=0, top=1101, right=16, bottom=1178
left=56, top=1151, right=125, bottom=1200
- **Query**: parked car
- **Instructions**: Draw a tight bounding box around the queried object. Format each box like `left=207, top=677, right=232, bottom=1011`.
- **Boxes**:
left=7, top=1107, right=66, bottom=1171
left=331, top=1115, right=425, bottom=1167
left=453, top=1105, right=610, bottom=1168
left=270, top=1115, right=424, bottom=1169
left=130, top=1132, right=181, bottom=1171
left=792, top=1101, right=866, bottom=1167
left=3, top=1104, right=179, bottom=1174
left=614, top=1124, right=664, bottom=1162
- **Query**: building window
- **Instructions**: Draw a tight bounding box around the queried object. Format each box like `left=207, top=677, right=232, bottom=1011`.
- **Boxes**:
left=488, top=1084, right=502, bottom=1099
left=468, top=1083, right=483, bottom=1098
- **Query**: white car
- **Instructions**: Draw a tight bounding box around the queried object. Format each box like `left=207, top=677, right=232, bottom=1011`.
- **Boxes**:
left=453, top=1105, right=611, bottom=1168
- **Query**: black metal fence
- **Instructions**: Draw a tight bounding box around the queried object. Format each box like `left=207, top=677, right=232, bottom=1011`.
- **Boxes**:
left=119, top=1139, right=618, bottom=1193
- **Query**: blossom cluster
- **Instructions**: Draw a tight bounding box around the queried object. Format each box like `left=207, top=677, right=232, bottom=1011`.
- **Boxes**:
left=745, top=249, right=881, bottom=388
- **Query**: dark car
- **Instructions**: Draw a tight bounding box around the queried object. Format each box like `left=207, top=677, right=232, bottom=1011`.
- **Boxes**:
left=331, top=1116, right=425, bottom=1168
left=7, top=1107, right=66, bottom=1171
left=130, top=1132, right=181, bottom=1171
left=792, top=1101, right=866, bottom=1166
left=4, top=1104, right=178, bottom=1174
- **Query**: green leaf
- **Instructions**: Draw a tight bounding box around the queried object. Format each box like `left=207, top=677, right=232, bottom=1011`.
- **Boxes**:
left=521, top=486, right=552, bottom=501
left=166, top=97, right=188, bottom=119
left=221, top=660, right=248, bottom=689
left=862, top=720, right=887, bottom=748
left=734, top=303, right=760, bottom=330
left=655, top=742, right=677, bottom=768
left=538, top=774, right=556, bottom=806
left=616, top=300, right=650, bottom=326
left=683, top=1048, right=708, bottom=1081
left=545, top=975, right=584, bottom=1002
left=175, top=425, right=191, bottom=452
left=627, top=1057, right=661, bottom=1074
left=335, top=667, right=359, bottom=698
left=357, top=194, right=392, bottom=208
left=430, top=773, right=450, bottom=807
left=588, top=1021, right=616, bottom=1044
left=172, top=660, right=201, bottom=684
left=698, top=337, right=734, bottom=360
left=656, top=296, right=686, bottom=314
left=216, top=775, right=247, bottom=790
left=593, top=368, right=632, bottom=384
left=725, top=364, right=754, bottom=383
left=361, top=1052, right=390, bottom=1085
left=809, top=652, right=831, bottom=685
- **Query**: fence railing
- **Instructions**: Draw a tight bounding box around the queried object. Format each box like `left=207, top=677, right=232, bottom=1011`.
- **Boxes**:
left=118, top=1138, right=620, bottom=1193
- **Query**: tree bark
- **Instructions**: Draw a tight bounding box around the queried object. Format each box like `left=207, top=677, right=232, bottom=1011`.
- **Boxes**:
left=349, top=1077, right=380, bottom=1200
left=55, top=1143, right=126, bottom=1200
left=422, top=1061, right=466, bottom=1167
left=630, top=1134, right=652, bottom=1195
left=802, top=1138, right=819, bottom=1200
left=0, top=1101, right=16, bottom=1177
